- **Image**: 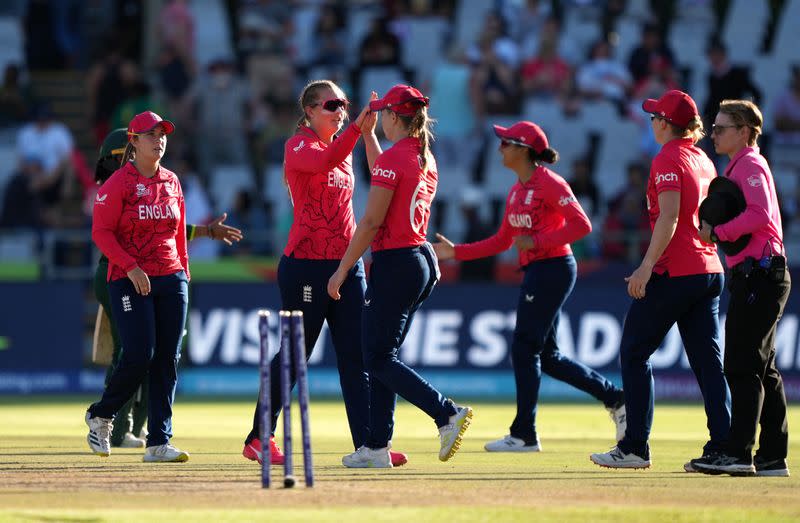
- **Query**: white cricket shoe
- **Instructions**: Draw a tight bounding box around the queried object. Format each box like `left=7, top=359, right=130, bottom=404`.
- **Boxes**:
left=143, top=444, right=189, bottom=462
left=590, top=446, right=651, bottom=469
left=85, top=411, right=112, bottom=457
left=117, top=432, right=146, bottom=448
left=342, top=446, right=392, bottom=468
left=607, top=403, right=627, bottom=442
left=484, top=435, right=541, bottom=452
left=438, top=405, right=473, bottom=461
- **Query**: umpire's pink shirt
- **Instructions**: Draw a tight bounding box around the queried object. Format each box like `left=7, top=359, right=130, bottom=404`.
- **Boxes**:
left=715, top=146, right=784, bottom=267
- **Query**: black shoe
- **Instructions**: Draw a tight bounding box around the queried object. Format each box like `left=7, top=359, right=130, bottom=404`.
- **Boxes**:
left=754, top=456, right=790, bottom=477
left=685, top=451, right=724, bottom=473
left=692, top=453, right=755, bottom=476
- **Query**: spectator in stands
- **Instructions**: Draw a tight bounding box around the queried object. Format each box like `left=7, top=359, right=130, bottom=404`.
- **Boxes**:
left=16, top=104, right=73, bottom=195
left=221, top=188, right=272, bottom=257
left=180, top=56, right=254, bottom=179
left=771, top=65, right=800, bottom=173
left=576, top=40, right=632, bottom=111
left=569, top=157, right=600, bottom=218
left=520, top=37, right=573, bottom=102
left=237, top=0, right=293, bottom=59
left=521, top=15, right=581, bottom=68
left=0, top=156, right=45, bottom=229
left=358, top=16, right=402, bottom=68
left=0, top=64, right=33, bottom=130
left=508, top=0, right=551, bottom=44
left=157, top=0, right=195, bottom=72
left=468, top=11, right=521, bottom=119
left=702, top=37, right=761, bottom=130
left=458, top=185, right=496, bottom=282
left=87, top=42, right=139, bottom=145
left=311, top=3, right=347, bottom=68
left=627, top=22, right=675, bottom=86
left=156, top=42, right=194, bottom=113
left=110, top=81, right=162, bottom=132
left=602, top=162, right=650, bottom=260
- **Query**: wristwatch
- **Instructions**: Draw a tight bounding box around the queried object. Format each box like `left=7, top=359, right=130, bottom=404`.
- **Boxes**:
left=710, top=227, right=719, bottom=243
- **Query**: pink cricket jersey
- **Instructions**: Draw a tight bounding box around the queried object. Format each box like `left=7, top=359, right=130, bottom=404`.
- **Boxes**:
left=92, top=161, right=188, bottom=281
left=646, top=137, right=723, bottom=276
left=370, top=137, right=438, bottom=251
left=714, top=146, right=784, bottom=267
left=454, top=166, right=591, bottom=266
left=283, top=124, right=361, bottom=259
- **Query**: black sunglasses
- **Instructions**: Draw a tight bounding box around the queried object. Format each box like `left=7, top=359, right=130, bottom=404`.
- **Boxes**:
left=311, top=98, right=349, bottom=112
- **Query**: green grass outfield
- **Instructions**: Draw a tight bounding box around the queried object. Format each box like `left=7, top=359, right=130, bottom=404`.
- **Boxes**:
left=1, top=397, right=798, bottom=523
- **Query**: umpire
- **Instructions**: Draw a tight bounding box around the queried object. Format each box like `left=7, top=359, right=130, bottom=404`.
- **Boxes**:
left=696, top=99, right=791, bottom=477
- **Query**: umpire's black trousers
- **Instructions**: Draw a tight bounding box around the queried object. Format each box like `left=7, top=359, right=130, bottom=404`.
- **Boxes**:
left=724, top=266, right=791, bottom=461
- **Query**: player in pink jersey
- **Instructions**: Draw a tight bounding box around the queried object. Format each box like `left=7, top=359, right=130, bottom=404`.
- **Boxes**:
left=328, top=84, right=472, bottom=467
left=85, top=111, right=191, bottom=463
left=434, top=121, right=626, bottom=453
left=591, top=90, right=730, bottom=471
left=693, top=100, right=790, bottom=477
left=242, top=80, right=407, bottom=467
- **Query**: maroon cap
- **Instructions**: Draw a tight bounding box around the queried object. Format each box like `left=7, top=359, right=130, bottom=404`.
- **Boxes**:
left=642, top=90, right=698, bottom=128
left=369, top=84, right=429, bottom=116
left=127, top=111, right=175, bottom=141
left=493, top=121, right=548, bottom=153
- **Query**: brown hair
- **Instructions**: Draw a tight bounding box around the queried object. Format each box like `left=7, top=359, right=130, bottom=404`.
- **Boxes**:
left=527, top=147, right=559, bottom=165
left=121, top=141, right=135, bottom=165
left=665, top=115, right=705, bottom=144
left=296, top=79, right=342, bottom=128
left=718, top=99, right=763, bottom=146
left=396, top=104, right=435, bottom=173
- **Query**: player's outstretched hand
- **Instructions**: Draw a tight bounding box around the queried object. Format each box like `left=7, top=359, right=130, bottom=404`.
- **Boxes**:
left=127, top=266, right=151, bottom=296
left=208, top=213, right=243, bottom=245
left=327, top=268, right=347, bottom=300
left=624, top=263, right=652, bottom=299
left=355, top=92, right=378, bottom=134
left=432, top=233, right=455, bottom=260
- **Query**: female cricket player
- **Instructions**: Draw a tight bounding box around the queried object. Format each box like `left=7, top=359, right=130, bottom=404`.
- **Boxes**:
left=85, top=111, right=192, bottom=462
left=242, top=80, right=408, bottom=467
left=693, top=100, right=790, bottom=477
left=328, top=84, right=472, bottom=468
left=590, top=90, right=730, bottom=470
left=93, top=128, right=242, bottom=449
left=434, top=120, right=626, bottom=453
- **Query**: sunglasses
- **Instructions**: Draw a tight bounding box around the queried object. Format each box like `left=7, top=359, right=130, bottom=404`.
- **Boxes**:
left=500, top=138, right=530, bottom=148
left=710, top=124, right=741, bottom=135
left=311, top=98, right=349, bottom=112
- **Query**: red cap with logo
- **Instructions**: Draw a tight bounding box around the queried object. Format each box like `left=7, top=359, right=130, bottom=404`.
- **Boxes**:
left=127, top=111, right=175, bottom=141
left=642, top=90, right=698, bottom=128
left=493, top=121, right=549, bottom=153
left=369, top=84, right=429, bottom=116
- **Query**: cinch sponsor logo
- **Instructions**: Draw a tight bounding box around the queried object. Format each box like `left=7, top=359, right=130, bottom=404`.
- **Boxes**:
left=509, top=213, right=532, bottom=228
left=655, top=172, right=678, bottom=185
left=138, top=204, right=178, bottom=220
left=327, top=170, right=353, bottom=189
left=372, top=166, right=397, bottom=180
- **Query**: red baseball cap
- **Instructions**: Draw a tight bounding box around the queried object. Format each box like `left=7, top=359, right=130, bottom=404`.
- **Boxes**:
left=493, top=121, right=548, bottom=153
left=127, top=111, right=175, bottom=140
left=642, top=90, right=698, bottom=128
left=369, top=84, right=429, bottom=116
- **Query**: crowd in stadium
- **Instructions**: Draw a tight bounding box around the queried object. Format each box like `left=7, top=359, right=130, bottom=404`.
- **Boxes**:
left=0, top=0, right=799, bottom=277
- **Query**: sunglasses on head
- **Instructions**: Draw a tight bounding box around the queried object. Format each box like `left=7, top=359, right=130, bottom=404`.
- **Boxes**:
left=312, top=98, right=349, bottom=112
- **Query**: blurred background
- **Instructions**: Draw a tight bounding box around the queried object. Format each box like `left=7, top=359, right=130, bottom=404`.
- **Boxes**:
left=1, top=0, right=799, bottom=400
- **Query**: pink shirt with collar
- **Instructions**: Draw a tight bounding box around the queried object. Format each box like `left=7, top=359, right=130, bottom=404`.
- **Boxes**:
left=714, top=146, right=784, bottom=267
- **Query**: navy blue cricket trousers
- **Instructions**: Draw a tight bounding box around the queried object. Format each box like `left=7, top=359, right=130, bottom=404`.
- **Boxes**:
left=247, top=255, right=370, bottom=449
left=618, top=271, right=730, bottom=457
left=89, top=271, right=188, bottom=447
left=363, top=244, right=456, bottom=449
left=509, top=255, right=623, bottom=444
